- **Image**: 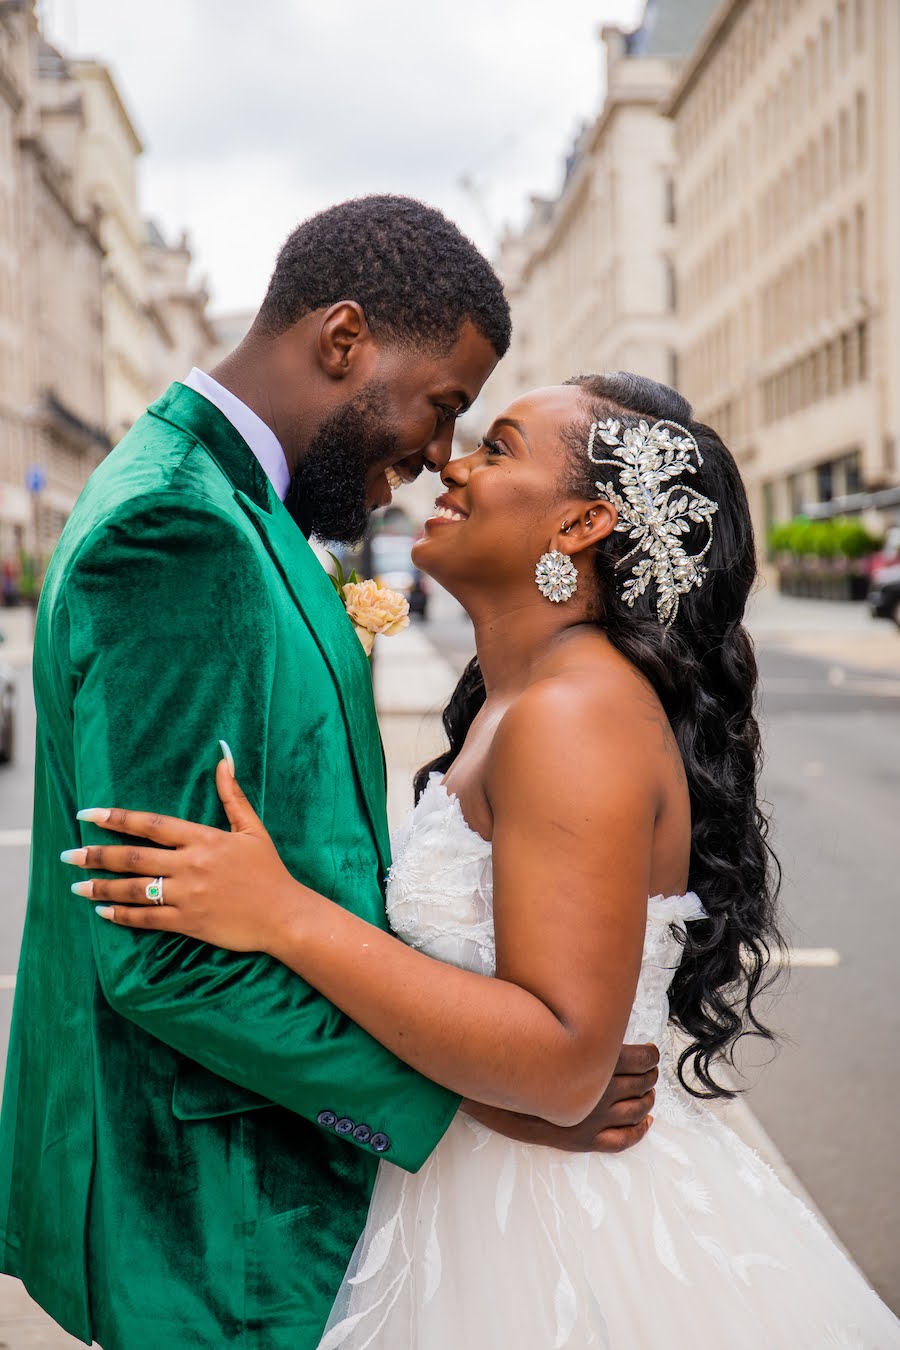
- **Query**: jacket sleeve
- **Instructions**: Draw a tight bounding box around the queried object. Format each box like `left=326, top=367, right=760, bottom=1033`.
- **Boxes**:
left=64, top=490, right=459, bottom=1171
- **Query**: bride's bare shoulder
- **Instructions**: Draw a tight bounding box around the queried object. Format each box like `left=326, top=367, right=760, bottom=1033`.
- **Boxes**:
left=486, top=653, right=677, bottom=799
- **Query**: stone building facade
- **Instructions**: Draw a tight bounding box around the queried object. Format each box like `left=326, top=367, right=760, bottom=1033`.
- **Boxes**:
left=668, top=0, right=900, bottom=538
left=144, top=221, right=216, bottom=400
left=0, top=2, right=31, bottom=562
left=0, top=4, right=216, bottom=571
left=477, top=0, right=716, bottom=429
left=1, top=11, right=107, bottom=561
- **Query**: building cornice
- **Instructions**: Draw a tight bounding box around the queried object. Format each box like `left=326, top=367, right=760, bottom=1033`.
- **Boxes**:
left=666, top=0, right=747, bottom=117
left=0, top=55, right=23, bottom=113
left=18, top=132, right=104, bottom=253
left=588, top=81, right=675, bottom=152
left=71, top=58, right=144, bottom=156
left=35, top=389, right=111, bottom=453
left=519, top=83, right=673, bottom=278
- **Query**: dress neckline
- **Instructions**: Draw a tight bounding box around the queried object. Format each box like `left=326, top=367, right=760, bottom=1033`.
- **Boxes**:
left=428, top=772, right=491, bottom=845
left=425, top=773, right=702, bottom=913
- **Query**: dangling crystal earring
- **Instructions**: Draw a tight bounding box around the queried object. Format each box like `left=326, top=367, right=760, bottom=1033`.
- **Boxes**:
left=535, top=549, right=578, bottom=603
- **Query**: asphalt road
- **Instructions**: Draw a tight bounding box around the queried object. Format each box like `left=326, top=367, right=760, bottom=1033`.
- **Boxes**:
left=1, top=623, right=898, bottom=1313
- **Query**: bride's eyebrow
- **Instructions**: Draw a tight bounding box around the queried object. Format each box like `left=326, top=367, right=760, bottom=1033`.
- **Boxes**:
left=490, top=417, right=532, bottom=454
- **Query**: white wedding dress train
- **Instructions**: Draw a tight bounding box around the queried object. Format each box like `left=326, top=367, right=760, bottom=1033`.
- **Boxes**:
left=319, top=776, right=900, bottom=1348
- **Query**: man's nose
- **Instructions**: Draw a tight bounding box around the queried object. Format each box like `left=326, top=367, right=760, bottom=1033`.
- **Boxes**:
left=422, top=422, right=456, bottom=473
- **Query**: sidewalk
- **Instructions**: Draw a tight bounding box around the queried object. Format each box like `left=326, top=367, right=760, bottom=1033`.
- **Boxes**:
left=0, top=609, right=34, bottom=668
left=747, top=579, right=900, bottom=674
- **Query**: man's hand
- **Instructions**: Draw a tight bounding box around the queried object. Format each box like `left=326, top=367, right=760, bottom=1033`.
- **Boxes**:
left=462, top=1043, right=659, bottom=1153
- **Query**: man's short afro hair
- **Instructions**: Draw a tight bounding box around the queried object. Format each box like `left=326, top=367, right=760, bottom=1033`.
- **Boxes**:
left=257, top=194, right=511, bottom=358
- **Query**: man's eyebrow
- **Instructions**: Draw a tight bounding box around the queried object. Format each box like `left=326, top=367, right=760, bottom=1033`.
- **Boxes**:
left=491, top=417, right=532, bottom=453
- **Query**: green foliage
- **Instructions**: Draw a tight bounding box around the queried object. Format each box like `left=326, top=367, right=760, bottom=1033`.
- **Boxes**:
left=768, top=516, right=882, bottom=561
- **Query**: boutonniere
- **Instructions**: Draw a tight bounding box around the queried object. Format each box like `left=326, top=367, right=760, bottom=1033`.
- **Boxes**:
left=327, top=552, right=410, bottom=658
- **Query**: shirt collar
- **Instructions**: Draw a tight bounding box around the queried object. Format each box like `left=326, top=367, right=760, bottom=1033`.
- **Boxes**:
left=183, top=368, right=291, bottom=503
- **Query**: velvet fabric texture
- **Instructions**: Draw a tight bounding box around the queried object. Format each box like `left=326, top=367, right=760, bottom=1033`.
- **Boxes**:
left=0, top=384, right=459, bottom=1348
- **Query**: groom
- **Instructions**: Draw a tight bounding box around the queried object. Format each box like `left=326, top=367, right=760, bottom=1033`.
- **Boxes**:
left=0, top=196, right=658, bottom=1348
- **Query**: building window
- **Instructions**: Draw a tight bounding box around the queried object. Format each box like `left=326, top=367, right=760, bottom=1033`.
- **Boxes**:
left=668, top=349, right=679, bottom=389
left=854, top=203, right=866, bottom=294
left=664, top=258, right=677, bottom=313
left=840, top=331, right=852, bottom=387
left=857, top=320, right=868, bottom=379
left=844, top=451, right=862, bottom=494
left=836, top=0, right=849, bottom=63
left=763, top=481, right=777, bottom=543
left=817, top=461, right=835, bottom=502
left=821, top=20, right=833, bottom=87
left=838, top=106, right=850, bottom=180
left=664, top=177, right=676, bottom=225
left=839, top=218, right=850, bottom=306
left=823, top=124, right=835, bottom=194
left=855, top=90, right=867, bottom=168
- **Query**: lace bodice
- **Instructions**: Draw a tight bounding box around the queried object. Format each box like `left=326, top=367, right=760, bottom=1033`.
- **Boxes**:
left=387, top=774, right=705, bottom=1051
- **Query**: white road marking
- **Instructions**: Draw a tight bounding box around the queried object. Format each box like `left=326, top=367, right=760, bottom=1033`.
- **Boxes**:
left=770, top=947, right=842, bottom=969
left=764, top=676, right=900, bottom=696
left=0, top=830, right=30, bottom=847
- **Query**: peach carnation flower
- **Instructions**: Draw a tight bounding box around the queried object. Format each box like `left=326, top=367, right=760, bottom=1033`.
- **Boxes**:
left=342, top=579, right=410, bottom=656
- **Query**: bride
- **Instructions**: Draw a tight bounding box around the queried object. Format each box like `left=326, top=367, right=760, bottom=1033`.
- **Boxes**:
left=68, top=372, right=899, bottom=1347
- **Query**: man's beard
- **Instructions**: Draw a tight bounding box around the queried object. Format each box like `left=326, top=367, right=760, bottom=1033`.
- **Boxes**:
left=284, top=381, right=402, bottom=545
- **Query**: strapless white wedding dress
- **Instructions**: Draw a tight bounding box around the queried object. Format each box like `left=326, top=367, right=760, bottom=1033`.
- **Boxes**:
left=319, top=776, right=899, bottom=1348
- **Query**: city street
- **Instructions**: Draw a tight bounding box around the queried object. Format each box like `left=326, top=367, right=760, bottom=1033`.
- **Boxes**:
left=0, top=591, right=898, bottom=1341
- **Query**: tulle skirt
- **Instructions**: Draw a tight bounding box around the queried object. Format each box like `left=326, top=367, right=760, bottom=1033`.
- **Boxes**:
left=319, top=1086, right=900, bottom=1349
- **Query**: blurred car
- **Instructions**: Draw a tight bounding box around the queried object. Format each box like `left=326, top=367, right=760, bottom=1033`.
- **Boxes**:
left=0, top=642, right=14, bottom=765
left=371, top=534, right=430, bottom=620
left=868, top=561, right=900, bottom=630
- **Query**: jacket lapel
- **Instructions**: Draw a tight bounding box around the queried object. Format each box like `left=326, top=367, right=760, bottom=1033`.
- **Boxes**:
left=238, top=490, right=392, bottom=876
left=148, top=383, right=392, bottom=877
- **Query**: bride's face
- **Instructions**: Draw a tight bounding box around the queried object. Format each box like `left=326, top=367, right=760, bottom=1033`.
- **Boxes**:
left=412, top=385, right=595, bottom=600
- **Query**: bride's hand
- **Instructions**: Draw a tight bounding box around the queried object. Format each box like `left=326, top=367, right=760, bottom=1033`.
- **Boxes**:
left=62, top=758, right=307, bottom=953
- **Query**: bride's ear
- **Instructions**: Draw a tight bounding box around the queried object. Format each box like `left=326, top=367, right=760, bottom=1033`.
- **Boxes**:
left=552, top=500, right=618, bottom=558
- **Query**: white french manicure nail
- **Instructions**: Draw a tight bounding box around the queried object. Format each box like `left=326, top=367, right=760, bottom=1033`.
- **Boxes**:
left=219, top=740, right=235, bottom=777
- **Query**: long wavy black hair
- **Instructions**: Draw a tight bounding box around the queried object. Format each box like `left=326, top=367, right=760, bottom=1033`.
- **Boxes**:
left=414, top=371, right=783, bottom=1099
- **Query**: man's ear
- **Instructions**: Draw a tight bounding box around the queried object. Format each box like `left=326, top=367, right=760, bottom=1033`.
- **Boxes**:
left=316, top=301, right=371, bottom=380
left=552, top=499, right=618, bottom=558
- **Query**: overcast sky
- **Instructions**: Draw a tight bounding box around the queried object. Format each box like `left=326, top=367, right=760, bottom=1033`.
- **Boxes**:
left=41, top=0, right=645, bottom=314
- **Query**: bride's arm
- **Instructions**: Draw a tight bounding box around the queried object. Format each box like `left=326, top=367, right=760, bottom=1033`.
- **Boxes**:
left=70, top=684, right=656, bottom=1127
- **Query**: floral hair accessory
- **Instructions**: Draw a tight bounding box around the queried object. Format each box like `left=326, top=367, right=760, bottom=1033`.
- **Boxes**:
left=587, top=417, right=718, bottom=629
left=328, top=553, right=410, bottom=657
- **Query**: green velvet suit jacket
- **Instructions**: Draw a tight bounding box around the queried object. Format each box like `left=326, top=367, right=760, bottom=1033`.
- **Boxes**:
left=0, top=384, right=459, bottom=1348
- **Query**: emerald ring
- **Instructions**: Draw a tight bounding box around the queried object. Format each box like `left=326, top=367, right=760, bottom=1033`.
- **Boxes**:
left=145, top=877, right=165, bottom=906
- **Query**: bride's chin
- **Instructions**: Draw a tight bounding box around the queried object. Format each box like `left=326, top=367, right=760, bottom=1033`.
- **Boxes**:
left=412, top=545, right=466, bottom=603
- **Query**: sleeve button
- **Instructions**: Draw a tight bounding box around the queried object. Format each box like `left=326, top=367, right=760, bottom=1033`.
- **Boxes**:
left=316, top=1110, right=337, bottom=1129
left=370, top=1132, right=391, bottom=1153
left=352, top=1124, right=372, bottom=1143
left=335, top=1117, right=355, bottom=1135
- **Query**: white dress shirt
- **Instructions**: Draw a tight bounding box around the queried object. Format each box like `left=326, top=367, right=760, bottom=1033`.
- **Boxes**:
left=183, top=367, right=291, bottom=502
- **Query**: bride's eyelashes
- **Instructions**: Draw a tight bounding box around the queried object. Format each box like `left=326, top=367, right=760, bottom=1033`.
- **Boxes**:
left=479, top=438, right=506, bottom=457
